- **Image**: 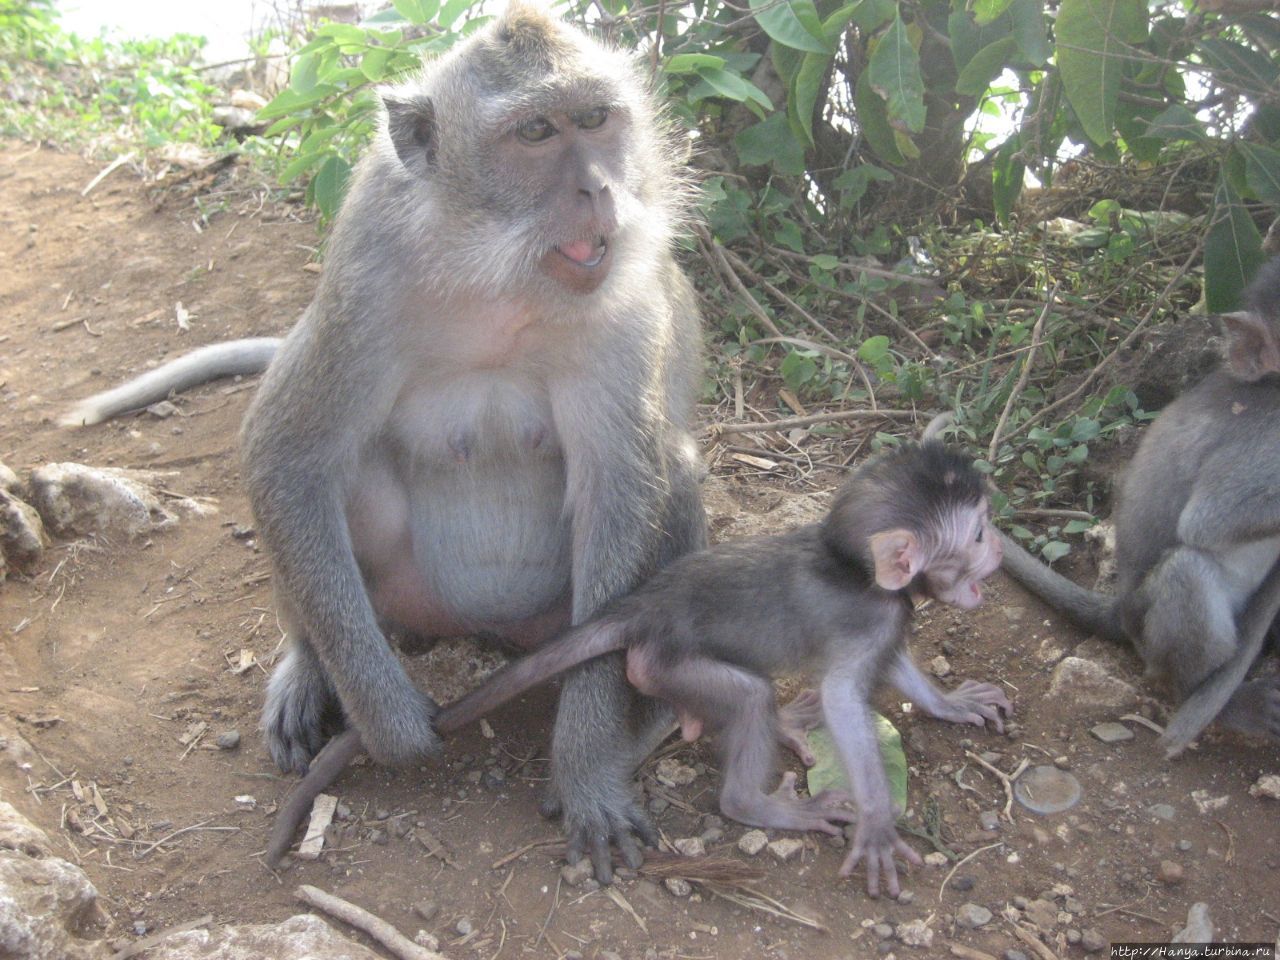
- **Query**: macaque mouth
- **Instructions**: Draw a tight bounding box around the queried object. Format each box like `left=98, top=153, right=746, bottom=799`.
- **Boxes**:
left=555, top=237, right=608, bottom=267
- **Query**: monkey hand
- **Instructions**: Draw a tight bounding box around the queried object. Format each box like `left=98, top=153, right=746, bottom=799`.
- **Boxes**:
left=355, top=684, right=443, bottom=767
left=839, top=813, right=922, bottom=899
left=541, top=775, right=658, bottom=885
left=933, top=679, right=1013, bottom=733
left=776, top=688, right=824, bottom=765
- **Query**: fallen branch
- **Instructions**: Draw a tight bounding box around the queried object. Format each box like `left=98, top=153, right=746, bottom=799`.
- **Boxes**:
left=111, top=914, right=213, bottom=960
left=710, top=408, right=920, bottom=436
left=295, top=884, right=448, bottom=960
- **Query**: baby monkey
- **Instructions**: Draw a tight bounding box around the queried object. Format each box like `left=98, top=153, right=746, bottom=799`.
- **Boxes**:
left=442, top=439, right=1011, bottom=896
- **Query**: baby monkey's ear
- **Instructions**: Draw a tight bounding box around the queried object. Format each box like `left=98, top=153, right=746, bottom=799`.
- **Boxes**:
left=869, top=529, right=923, bottom=591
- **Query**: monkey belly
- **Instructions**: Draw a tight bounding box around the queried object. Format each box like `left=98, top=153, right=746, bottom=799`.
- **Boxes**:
left=352, top=457, right=573, bottom=634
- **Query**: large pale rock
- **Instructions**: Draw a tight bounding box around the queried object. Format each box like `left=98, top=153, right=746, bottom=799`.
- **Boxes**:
left=145, top=914, right=382, bottom=959
left=0, top=801, right=109, bottom=960
left=1046, top=657, right=1139, bottom=711
left=0, top=489, right=47, bottom=573
left=28, top=463, right=211, bottom=539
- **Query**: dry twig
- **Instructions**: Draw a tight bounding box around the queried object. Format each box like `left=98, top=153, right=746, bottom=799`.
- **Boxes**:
left=964, top=751, right=1030, bottom=822
left=988, top=285, right=1056, bottom=463
left=295, top=884, right=449, bottom=960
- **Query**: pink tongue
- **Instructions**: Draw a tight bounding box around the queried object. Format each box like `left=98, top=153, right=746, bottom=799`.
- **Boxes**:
left=560, top=240, right=596, bottom=264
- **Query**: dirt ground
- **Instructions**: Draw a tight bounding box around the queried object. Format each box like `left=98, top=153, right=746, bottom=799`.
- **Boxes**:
left=1, top=142, right=1277, bottom=960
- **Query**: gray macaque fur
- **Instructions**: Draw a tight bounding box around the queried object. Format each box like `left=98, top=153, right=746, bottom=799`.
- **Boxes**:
left=64, top=6, right=707, bottom=882
left=1001, top=257, right=1280, bottom=756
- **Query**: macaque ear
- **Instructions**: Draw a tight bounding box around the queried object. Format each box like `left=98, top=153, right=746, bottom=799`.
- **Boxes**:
left=383, top=91, right=437, bottom=175
left=1221, top=310, right=1280, bottom=381
left=868, top=529, right=923, bottom=591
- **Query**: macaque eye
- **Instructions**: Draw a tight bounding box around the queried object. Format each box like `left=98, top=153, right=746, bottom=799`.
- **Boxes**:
left=517, top=117, right=557, bottom=143
left=975, top=527, right=984, bottom=543
left=575, top=107, right=608, bottom=130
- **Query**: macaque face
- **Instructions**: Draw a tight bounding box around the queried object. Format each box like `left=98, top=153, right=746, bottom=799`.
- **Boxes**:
left=920, top=500, right=1002, bottom=610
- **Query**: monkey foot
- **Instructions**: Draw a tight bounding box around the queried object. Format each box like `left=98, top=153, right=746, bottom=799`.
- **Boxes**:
left=721, top=772, right=855, bottom=836
left=1216, top=676, right=1280, bottom=741
left=776, top=688, right=823, bottom=765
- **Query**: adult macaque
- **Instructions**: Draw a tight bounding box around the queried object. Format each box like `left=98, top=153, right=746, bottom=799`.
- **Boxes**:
left=272, top=441, right=1011, bottom=897
left=65, top=6, right=706, bottom=881
left=1000, top=259, right=1280, bottom=756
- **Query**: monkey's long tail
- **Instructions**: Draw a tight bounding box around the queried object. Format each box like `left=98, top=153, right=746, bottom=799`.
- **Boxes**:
left=60, top=337, right=281, bottom=426
left=998, top=531, right=1125, bottom=643
left=264, top=620, right=628, bottom=867
left=1160, top=557, right=1280, bottom=757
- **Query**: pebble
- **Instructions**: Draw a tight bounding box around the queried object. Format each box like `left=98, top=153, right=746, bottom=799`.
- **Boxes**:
left=1089, top=722, right=1134, bottom=743
left=560, top=860, right=594, bottom=887
left=896, top=890, right=915, bottom=904
left=1064, top=897, right=1084, bottom=914
left=1082, top=928, right=1107, bottom=953
left=1172, top=903, right=1214, bottom=943
left=1158, top=860, right=1184, bottom=884
left=1066, top=928, right=1081, bottom=945
left=1191, top=790, right=1229, bottom=814
left=600, top=952, right=623, bottom=960
left=955, top=903, right=992, bottom=929
left=738, top=830, right=768, bottom=856
left=455, top=918, right=474, bottom=937
left=655, top=757, right=698, bottom=787
left=1014, top=765, right=1083, bottom=814
left=1176, top=839, right=1193, bottom=852
left=930, top=656, right=951, bottom=677
left=375, top=807, right=391, bottom=820
left=335, top=803, right=352, bottom=821
left=673, top=837, right=705, bottom=857
left=701, top=827, right=724, bottom=843
left=369, top=828, right=387, bottom=845
left=215, top=730, right=241, bottom=750
left=663, top=877, right=692, bottom=897
left=648, top=797, right=669, bottom=815
left=978, top=810, right=1000, bottom=831
left=1012, top=896, right=1029, bottom=909
left=414, top=902, right=440, bottom=922
left=1023, top=899, right=1057, bottom=931
left=1147, top=803, right=1176, bottom=821
left=1249, top=774, right=1280, bottom=800
left=768, top=838, right=804, bottom=861
left=1004, top=951, right=1029, bottom=960
left=896, top=919, right=933, bottom=948
left=873, top=923, right=895, bottom=940
left=924, top=851, right=949, bottom=867
left=414, top=931, right=440, bottom=950
left=482, top=768, right=506, bottom=789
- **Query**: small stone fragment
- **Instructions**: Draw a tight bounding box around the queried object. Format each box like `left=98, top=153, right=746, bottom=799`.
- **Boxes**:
left=1147, top=803, right=1175, bottom=821
left=233, top=794, right=256, bottom=810
left=655, top=757, right=698, bottom=787
left=673, top=837, right=705, bottom=857
left=930, top=656, right=951, bottom=678
left=1081, top=928, right=1107, bottom=953
left=0, top=488, right=47, bottom=573
left=1014, top=765, right=1083, bottom=814
left=663, top=877, right=692, bottom=897
left=215, top=730, right=241, bottom=750
left=1172, top=903, right=1214, bottom=943
left=415, top=930, right=441, bottom=950
left=952, top=875, right=975, bottom=892
left=1176, top=840, right=1192, bottom=852
left=1005, top=951, right=1029, bottom=960
left=560, top=860, right=594, bottom=887
left=767, top=838, right=804, bottom=861
left=873, top=923, right=894, bottom=940
left=978, top=810, right=1000, bottom=831
left=1022, top=898, right=1057, bottom=931
left=737, top=829, right=768, bottom=856
left=896, top=889, right=916, bottom=904
left=1248, top=774, right=1280, bottom=800
left=414, top=901, right=440, bottom=922
left=1190, top=790, right=1229, bottom=814
left=1158, top=860, right=1183, bottom=884
left=1089, top=722, right=1134, bottom=743
left=924, top=851, right=949, bottom=867
left=955, top=903, right=992, bottom=929
left=1048, top=658, right=1138, bottom=710
left=896, top=919, right=934, bottom=948
left=1066, top=928, right=1082, bottom=945
left=455, top=918, right=474, bottom=937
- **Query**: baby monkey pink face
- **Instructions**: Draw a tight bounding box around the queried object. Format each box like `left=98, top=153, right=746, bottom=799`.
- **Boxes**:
left=921, top=501, right=1002, bottom=610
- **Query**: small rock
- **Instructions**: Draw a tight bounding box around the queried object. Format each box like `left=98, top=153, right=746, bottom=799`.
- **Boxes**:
left=1064, top=896, right=1085, bottom=914
left=1053, top=755, right=1072, bottom=770
left=233, top=795, right=256, bottom=810
left=29, top=462, right=204, bottom=539
left=663, top=877, right=692, bottom=897
left=1248, top=774, right=1280, bottom=800
left=955, top=903, right=992, bottom=929
left=0, top=488, right=47, bottom=572
left=1172, top=903, right=1214, bottom=943
left=1081, top=928, right=1107, bottom=953
left=1012, top=896, right=1029, bottom=910
left=1066, top=928, right=1082, bottom=945
left=930, top=656, right=951, bottom=678
left=146, top=400, right=180, bottom=419
left=896, top=919, right=933, bottom=948
left=1190, top=790, right=1230, bottom=814
left=0, top=462, right=19, bottom=493
left=873, top=923, right=895, bottom=939
left=1089, top=722, right=1134, bottom=743
left=1176, top=839, right=1193, bottom=852
left=414, top=901, right=440, bottom=922
left=231, top=524, right=256, bottom=540
left=648, top=797, right=669, bottom=815
left=1023, top=898, right=1057, bottom=931
left=560, top=860, right=594, bottom=887
left=1048, top=657, right=1139, bottom=710
left=924, top=851, right=949, bottom=867
left=896, top=889, right=916, bottom=904
left=600, top=952, right=623, bottom=960
left=215, top=730, right=241, bottom=750
left=673, top=837, right=705, bottom=857
left=1005, top=951, right=1029, bottom=960
left=335, top=803, right=352, bottom=821
left=134, top=921, right=148, bottom=936
left=368, top=828, right=387, bottom=845
left=978, top=810, right=1000, bottom=831
left=1147, top=803, right=1175, bottom=821
left=767, top=838, right=804, bottom=862
left=655, top=757, right=698, bottom=787
left=952, top=875, right=975, bottom=892
left=414, top=930, right=440, bottom=950
left=1014, top=765, right=1083, bottom=814
left=455, top=918, right=475, bottom=937
left=482, top=768, right=507, bottom=789
left=1158, top=860, right=1183, bottom=884
left=701, top=826, right=724, bottom=843
left=738, top=830, right=768, bottom=856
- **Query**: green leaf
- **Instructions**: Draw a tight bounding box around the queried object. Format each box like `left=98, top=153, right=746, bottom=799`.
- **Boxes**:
left=316, top=23, right=369, bottom=45
left=1239, top=142, right=1280, bottom=204
left=364, top=7, right=408, bottom=23
left=780, top=350, right=818, bottom=390
left=1009, top=0, right=1049, bottom=67
left=868, top=14, right=926, bottom=134
left=693, top=65, right=751, bottom=102
left=437, top=0, right=474, bottom=29
left=1063, top=519, right=1094, bottom=534
left=854, top=67, right=905, bottom=165
left=1055, top=0, right=1147, bottom=146
left=1144, top=104, right=1207, bottom=142
left=992, top=134, right=1025, bottom=227
left=858, top=334, right=892, bottom=364
left=750, top=0, right=832, bottom=55
left=734, top=112, right=807, bottom=174
left=948, top=9, right=1010, bottom=75
left=956, top=36, right=1018, bottom=96
left=664, top=53, right=726, bottom=74
left=1204, top=174, right=1265, bottom=313
left=973, top=0, right=1015, bottom=26
left=280, top=150, right=326, bottom=184
left=834, top=163, right=893, bottom=207
left=311, top=154, right=352, bottom=221
left=850, top=0, right=895, bottom=30
left=1196, top=38, right=1279, bottom=96
left=393, top=0, right=439, bottom=24
left=806, top=715, right=908, bottom=815
left=791, top=52, right=830, bottom=146
left=812, top=254, right=841, bottom=271
left=290, top=51, right=320, bottom=94
left=1041, top=541, right=1070, bottom=563
left=360, top=46, right=393, bottom=81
